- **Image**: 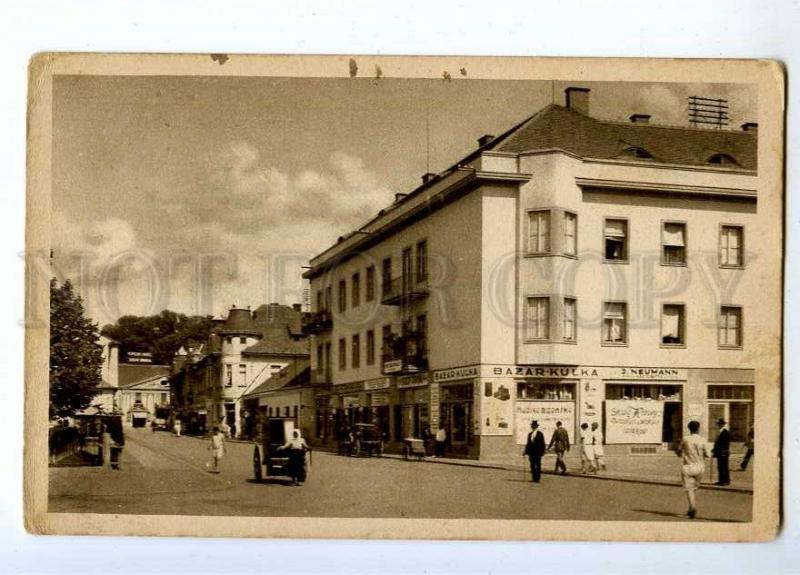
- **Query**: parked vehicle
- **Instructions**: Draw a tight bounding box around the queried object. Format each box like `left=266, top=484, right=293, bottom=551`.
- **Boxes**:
left=153, top=406, right=171, bottom=430
left=403, top=437, right=426, bottom=460
left=348, top=423, right=384, bottom=457
left=252, top=417, right=309, bottom=482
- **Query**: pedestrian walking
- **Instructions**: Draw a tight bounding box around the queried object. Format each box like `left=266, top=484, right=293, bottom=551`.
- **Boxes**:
left=591, top=422, right=606, bottom=471
left=547, top=420, right=570, bottom=474
left=524, top=420, right=546, bottom=482
left=712, top=417, right=731, bottom=486
left=282, top=429, right=310, bottom=486
left=739, top=425, right=754, bottom=471
left=209, top=426, right=225, bottom=473
left=219, top=418, right=230, bottom=438
left=677, top=420, right=711, bottom=519
left=422, top=426, right=433, bottom=457
left=174, top=419, right=182, bottom=437
left=435, top=427, right=447, bottom=458
left=579, top=423, right=596, bottom=474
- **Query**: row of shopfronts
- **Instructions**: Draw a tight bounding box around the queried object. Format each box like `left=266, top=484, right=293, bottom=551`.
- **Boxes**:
left=311, top=364, right=755, bottom=459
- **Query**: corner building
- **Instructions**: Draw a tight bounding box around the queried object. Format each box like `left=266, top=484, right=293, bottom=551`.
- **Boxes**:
left=303, top=87, right=761, bottom=461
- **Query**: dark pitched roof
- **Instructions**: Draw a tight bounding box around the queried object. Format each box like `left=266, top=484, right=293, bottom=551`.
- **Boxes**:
left=242, top=359, right=311, bottom=398
left=242, top=304, right=309, bottom=357
left=120, top=373, right=171, bottom=390
left=218, top=308, right=260, bottom=336
left=118, top=363, right=171, bottom=387
left=492, top=104, right=757, bottom=170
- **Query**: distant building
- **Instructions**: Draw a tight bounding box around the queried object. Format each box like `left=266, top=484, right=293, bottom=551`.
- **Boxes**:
left=170, top=304, right=310, bottom=436
left=116, top=364, right=172, bottom=427
left=79, top=335, right=120, bottom=416
left=303, top=86, right=759, bottom=460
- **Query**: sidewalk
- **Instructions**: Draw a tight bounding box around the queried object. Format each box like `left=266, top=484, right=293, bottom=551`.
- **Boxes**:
left=381, top=451, right=754, bottom=493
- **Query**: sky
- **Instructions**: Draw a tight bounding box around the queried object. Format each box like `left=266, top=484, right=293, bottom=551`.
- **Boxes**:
left=50, top=75, right=757, bottom=325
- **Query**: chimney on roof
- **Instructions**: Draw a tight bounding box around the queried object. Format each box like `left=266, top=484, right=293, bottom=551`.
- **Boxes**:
left=564, top=87, right=590, bottom=115
left=741, top=122, right=758, bottom=132
left=421, top=172, right=436, bottom=184
left=477, top=134, right=495, bottom=147
left=629, top=114, right=651, bottom=124
left=394, top=192, right=408, bottom=202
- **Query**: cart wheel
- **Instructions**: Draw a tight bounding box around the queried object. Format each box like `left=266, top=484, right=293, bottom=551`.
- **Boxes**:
left=253, top=445, right=262, bottom=483
left=353, top=440, right=361, bottom=457
left=404, top=443, right=411, bottom=460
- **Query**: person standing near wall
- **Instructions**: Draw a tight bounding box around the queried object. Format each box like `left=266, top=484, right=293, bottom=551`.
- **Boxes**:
left=739, top=425, right=754, bottom=471
left=591, top=422, right=606, bottom=471
left=678, top=420, right=711, bottom=519
left=712, top=417, right=731, bottom=486
left=435, top=426, right=446, bottom=458
left=547, top=421, right=570, bottom=475
left=579, top=423, right=596, bottom=474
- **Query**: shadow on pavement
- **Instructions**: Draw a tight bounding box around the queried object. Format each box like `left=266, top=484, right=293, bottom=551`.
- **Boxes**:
left=246, top=478, right=295, bottom=486
left=632, top=508, right=746, bottom=523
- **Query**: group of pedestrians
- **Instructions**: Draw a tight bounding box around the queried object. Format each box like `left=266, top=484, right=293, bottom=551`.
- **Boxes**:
left=523, top=419, right=605, bottom=482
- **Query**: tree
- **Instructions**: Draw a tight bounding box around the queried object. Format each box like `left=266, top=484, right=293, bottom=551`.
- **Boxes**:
left=101, top=311, right=215, bottom=365
left=49, top=278, right=103, bottom=419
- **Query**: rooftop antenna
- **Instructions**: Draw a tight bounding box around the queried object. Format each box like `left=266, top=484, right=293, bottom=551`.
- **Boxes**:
left=688, top=96, right=729, bottom=129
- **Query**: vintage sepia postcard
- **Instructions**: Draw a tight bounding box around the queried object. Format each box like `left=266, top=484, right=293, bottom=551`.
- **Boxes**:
left=25, top=53, right=784, bottom=541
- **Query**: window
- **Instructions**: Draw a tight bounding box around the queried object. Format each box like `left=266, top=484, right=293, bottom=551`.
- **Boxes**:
left=517, top=381, right=575, bottom=400
left=325, top=286, right=332, bottom=311
left=720, top=225, right=744, bottom=267
left=338, top=280, right=346, bottom=313
left=416, top=314, right=428, bottom=357
left=607, top=384, right=682, bottom=401
left=239, top=336, right=247, bottom=344
left=225, top=337, right=232, bottom=344
left=563, top=212, right=577, bottom=256
left=316, top=289, right=323, bottom=312
left=527, top=210, right=550, bottom=254
left=662, top=222, right=687, bottom=265
left=316, top=345, right=324, bottom=373
left=338, top=338, right=346, bottom=370
left=604, top=219, right=628, bottom=261
left=352, top=334, right=361, bottom=369
left=366, top=330, right=375, bottom=365
left=563, top=298, right=576, bottom=342
left=602, top=302, right=627, bottom=345
left=352, top=272, right=360, bottom=308
left=366, top=266, right=376, bottom=301
left=134, top=392, right=142, bottom=403
left=719, top=306, right=742, bottom=348
left=160, top=393, right=167, bottom=405
left=525, top=297, right=550, bottom=340
left=382, top=324, right=392, bottom=355
left=416, top=240, right=428, bottom=281
left=324, top=342, right=331, bottom=378
left=238, top=364, right=247, bottom=386
left=381, top=258, right=392, bottom=296
left=661, top=304, right=686, bottom=346
left=225, top=364, right=233, bottom=387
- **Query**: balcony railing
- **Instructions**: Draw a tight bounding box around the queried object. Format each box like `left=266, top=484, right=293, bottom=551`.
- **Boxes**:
left=381, top=331, right=429, bottom=375
left=302, top=310, right=333, bottom=334
left=380, top=274, right=429, bottom=305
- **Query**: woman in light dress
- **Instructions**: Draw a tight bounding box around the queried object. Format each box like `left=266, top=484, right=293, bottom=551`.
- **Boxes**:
left=580, top=422, right=596, bottom=474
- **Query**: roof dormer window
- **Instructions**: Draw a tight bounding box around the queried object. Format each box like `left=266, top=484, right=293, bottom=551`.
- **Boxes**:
left=707, top=153, right=739, bottom=166
left=620, top=146, right=654, bottom=160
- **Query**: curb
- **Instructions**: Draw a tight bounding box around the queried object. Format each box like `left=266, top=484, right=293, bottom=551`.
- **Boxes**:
left=380, top=453, right=753, bottom=494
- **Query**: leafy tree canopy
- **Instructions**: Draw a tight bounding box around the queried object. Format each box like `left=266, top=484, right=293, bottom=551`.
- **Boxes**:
left=100, top=310, right=214, bottom=365
left=50, top=278, right=103, bottom=418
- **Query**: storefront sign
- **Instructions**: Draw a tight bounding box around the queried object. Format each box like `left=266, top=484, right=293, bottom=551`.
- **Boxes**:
left=332, top=380, right=365, bottom=394
left=383, top=360, right=403, bottom=374
left=605, top=400, right=665, bottom=444
left=485, top=365, right=686, bottom=381
left=491, top=365, right=598, bottom=378
left=365, top=377, right=391, bottom=391
left=480, top=380, right=513, bottom=436
left=342, top=395, right=360, bottom=408
left=433, top=365, right=479, bottom=383
left=605, top=367, right=687, bottom=380
left=370, top=392, right=390, bottom=407
left=514, top=401, right=575, bottom=445
left=397, top=373, right=429, bottom=389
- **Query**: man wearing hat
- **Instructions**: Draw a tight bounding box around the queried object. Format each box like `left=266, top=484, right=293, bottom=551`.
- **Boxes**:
left=524, top=420, right=546, bottom=483
left=712, top=417, right=732, bottom=486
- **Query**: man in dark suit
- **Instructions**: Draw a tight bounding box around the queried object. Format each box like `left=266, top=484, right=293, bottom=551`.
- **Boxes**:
left=712, top=417, right=731, bottom=486
left=524, top=420, right=546, bottom=483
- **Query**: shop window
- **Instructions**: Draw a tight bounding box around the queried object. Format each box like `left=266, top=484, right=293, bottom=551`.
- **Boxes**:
left=352, top=334, right=361, bottom=369
left=606, top=384, right=682, bottom=401
left=525, top=296, right=550, bottom=340
left=563, top=297, right=576, bottom=342
left=517, top=381, right=575, bottom=400
left=707, top=385, right=754, bottom=401
left=366, top=266, right=375, bottom=301
left=563, top=211, right=577, bottom=256
left=662, top=222, right=686, bottom=265
left=338, top=280, right=347, bottom=313
left=338, top=338, right=346, bottom=370
left=661, top=304, right=686, bottom=346
left=366, top=330, right=375, bottom=366
left=602, top=302, right=627, bottom=345
left=527, top=210, right=551, bottom=254
left=416, top=239, right=428, bottom=281
left=719, top=225, right=744, bottom=267
left=719, top=306, right=743, bottom=348
left=351, top=272, right=360, bottom=308
left=604, top=218, right=628, bottom=262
